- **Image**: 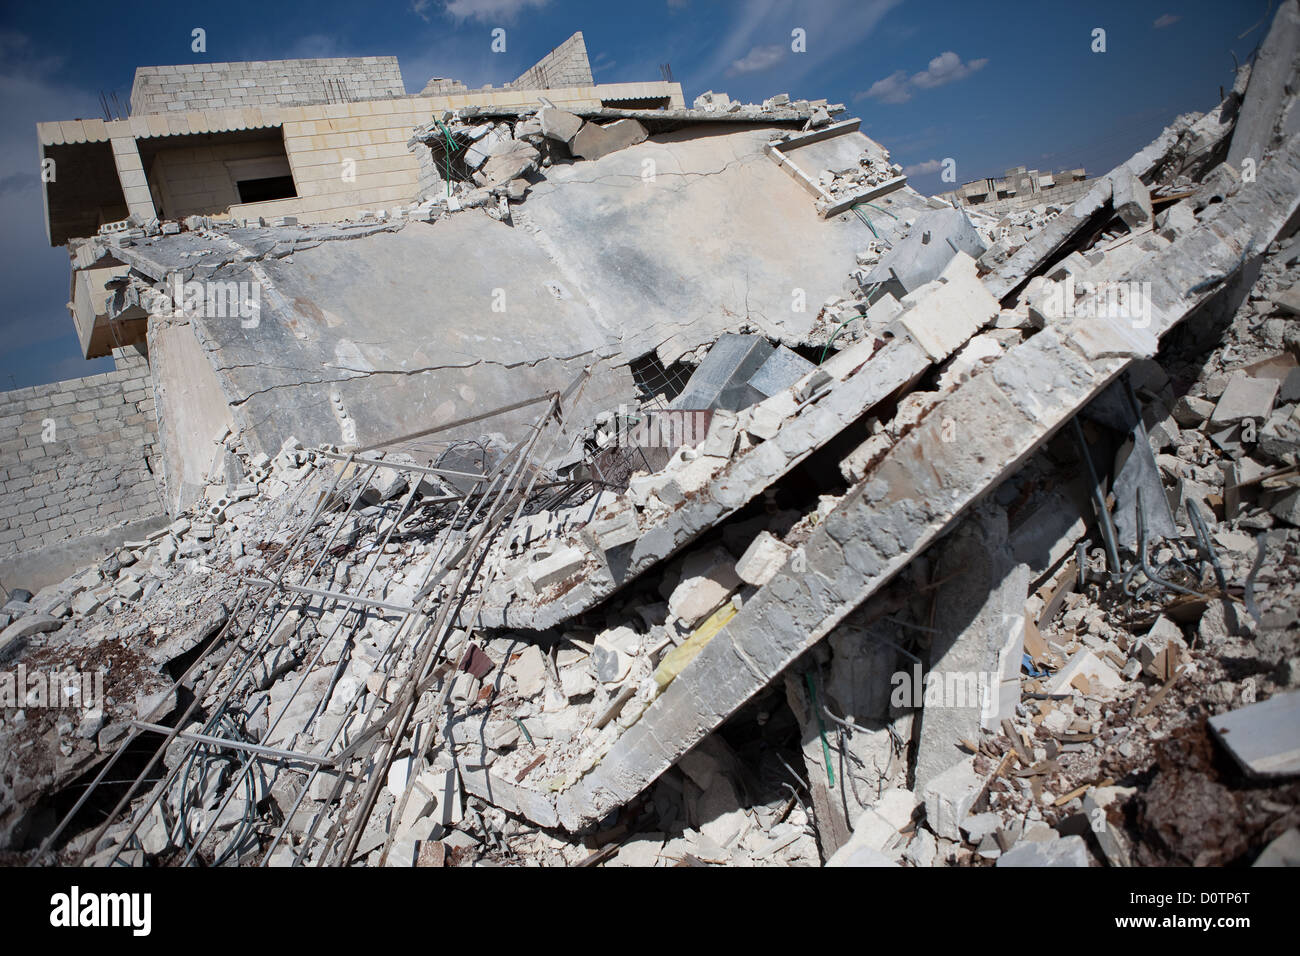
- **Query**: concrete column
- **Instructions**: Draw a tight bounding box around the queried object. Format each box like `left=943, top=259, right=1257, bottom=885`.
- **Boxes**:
left=110, top=136, right=157, bottom=222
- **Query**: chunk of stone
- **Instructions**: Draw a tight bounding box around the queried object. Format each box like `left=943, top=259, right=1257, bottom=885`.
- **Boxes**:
left=896, top=252, right=999, bottom=362
left=1110, top=167, right=1152, bottom=228
left=538, top=107, right=583, bottom=143
left=591, top=626, right=638, bottom=684
left=735, top=531, right=792, bottom=587
left=1171, top=394, right=1215, bottom=426
left=481, top=141, right=539, bottom=186
left=570, top=119, right=649, bottom=161
left=1135, top=616, right=1186, bottom=679
left=1254, top=828, right=1300, bottom=866
left=667, top=547, right=741, bottom=626
left=1083, top=785, right=1136, bottom=867
left=1210, top=374, right=1279, bottom=427
left=509, top=645, right=548, bottom=699
left=1047, top=649, right=1124, bottom=697
left=997, top=834, right=1090, bottom=867
left=1208, top=689, right=1300, bottom=778
left=0, top=614, right=61, bottom=658
left=526, top=546, right=584, bottom=591
left=921, top=757, right=982, bottom=842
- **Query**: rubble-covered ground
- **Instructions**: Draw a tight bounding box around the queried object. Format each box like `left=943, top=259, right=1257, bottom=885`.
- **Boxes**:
left=4, top=17, right=1300, bottom=869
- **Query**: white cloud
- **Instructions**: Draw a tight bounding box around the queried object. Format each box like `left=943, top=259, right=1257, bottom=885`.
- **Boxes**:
left=904, top=159, right=943, bottom=176
left=441, top=0, right=549, bottom=23
left=686, top=0, right=901, bottom=97
left=727, top=44, right=784, bottom=76
left=858, top=68, right=911, bottom=103
left=1153, top=14, right=1181, bottom=29
left=858, top=51, right=987, bottom=103
left=910, top=51, right=988, bottom=90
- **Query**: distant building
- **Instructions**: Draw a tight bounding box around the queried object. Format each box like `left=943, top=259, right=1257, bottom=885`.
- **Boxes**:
left=937, top=165, right=1091, bottom=215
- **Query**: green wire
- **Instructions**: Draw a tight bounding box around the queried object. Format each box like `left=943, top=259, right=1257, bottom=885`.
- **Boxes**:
left=514, top=716, right=534, bottom=746
left=850, top=205, right=878, bottom=237
left=806, top=672, right=834, bottom=787
left=819, top=280, right=882, bottom=365
left=861, top=200, right=899, bottom=220
left=433, top=118, right=457, bottom=198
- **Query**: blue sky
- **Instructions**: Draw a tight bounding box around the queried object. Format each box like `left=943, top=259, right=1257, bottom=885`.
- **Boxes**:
left=0, top=0, right=1276, bottom=390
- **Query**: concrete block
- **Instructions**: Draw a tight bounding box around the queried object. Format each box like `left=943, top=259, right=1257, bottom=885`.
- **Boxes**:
left=735, top=531, right=791, bottom=587
left=525, top=546, right=585, bottom=591
left=667, top=546, right=740, bottom=626
left=1208, top=689, right=1300, bottom=778
left=1110, top=167, right=1152, bottom=228
left=1210, top=374, right=1279, bottom=426
left=998, top=834, right=1090, bottom=866
left=570, top=119, right=648, bottom=161
left=921, top=756, right=982, bottom=842
left=1047, top=649, right=1124, bottom=697
left=538, top=107, right=583, bottom=143
left=897, top=252, right=999, bottom=362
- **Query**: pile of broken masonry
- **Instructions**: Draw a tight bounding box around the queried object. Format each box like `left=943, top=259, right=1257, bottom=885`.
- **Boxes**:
left=4, top=18, right=1300, bottom=869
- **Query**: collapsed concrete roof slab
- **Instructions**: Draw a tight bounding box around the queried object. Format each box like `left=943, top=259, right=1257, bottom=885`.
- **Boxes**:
left=177, top=217, right=632, bottom=460
left=459, top=131, right=1300, bottom=831
left=84, top=121, right=926, bottom=492
left=518, top=124, right=929, bottom=364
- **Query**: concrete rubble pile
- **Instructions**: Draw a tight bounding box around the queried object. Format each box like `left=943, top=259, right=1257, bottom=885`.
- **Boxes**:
left=4, top=9, right=1300, bottom=868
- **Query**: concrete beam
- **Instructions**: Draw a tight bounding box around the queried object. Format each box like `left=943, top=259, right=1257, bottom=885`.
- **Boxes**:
left=1226, top=0, right=1300, bottom=172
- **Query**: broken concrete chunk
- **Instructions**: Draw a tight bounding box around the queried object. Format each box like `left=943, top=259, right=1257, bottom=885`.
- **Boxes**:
left=1083, top=785, right=1136, bottom=867
left=896, top=252, right=999, bottom=362
left=570, top=119, right=648, bottom=161
left=591, top=626, right=638, bottom=684
left=735, top=531, right=792, bottom=587
left=538, top=107, right=584, bottom=144
left=1111, top=167, right=1153, bottom=228
left=526, top=546, right=585, bottom=591
left=1171, top=393, right=1215, bottom=426
left=1254, top=828, right=1300, bottom=867
left=997, top=834, right=1090, bottom=867
left=480, top=141, right=540, bottom=187
left=1047, top=649, right=1124, bottom=697
left=1272, top=282, right=1300, bottom=316
left=1210, top=374, right=1279, bottom=427
left=667, top=547, right=741, bottom=626
left=1208, top=689, right=1300, bottom=778
left=508, top=645, right=548, bottom=699
left=921, top=757, right=982, bottom=842
left=1135, top=615, right=1186, bottom=680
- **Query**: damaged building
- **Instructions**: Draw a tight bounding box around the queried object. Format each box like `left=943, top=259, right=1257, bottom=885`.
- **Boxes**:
left=2, top=9, right=1300, bottom=870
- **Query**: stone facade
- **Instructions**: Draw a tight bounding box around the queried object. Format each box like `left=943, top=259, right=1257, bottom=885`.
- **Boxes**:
left=509, top=32, right=594, bottom=90
left=129, top=57, right=406, bottom=115
left=0, top=349, right=164, bottom=577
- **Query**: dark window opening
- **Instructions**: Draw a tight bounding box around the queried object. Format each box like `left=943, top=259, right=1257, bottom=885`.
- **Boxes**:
left=237, top=175, right=296, bottom=204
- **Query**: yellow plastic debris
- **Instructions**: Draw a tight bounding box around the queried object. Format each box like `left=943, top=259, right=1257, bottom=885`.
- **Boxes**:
left=653, top=602, right=738, bottom=692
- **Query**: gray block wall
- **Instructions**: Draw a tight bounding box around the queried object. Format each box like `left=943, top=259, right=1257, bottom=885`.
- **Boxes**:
left=130, top=57, right=406, bottom=115
left=0, top=349, right=165, bottom=585
left=509, top=32, right=593, bottom=90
